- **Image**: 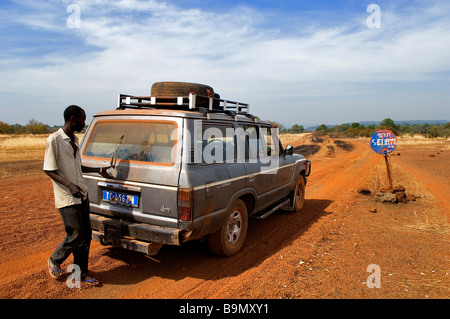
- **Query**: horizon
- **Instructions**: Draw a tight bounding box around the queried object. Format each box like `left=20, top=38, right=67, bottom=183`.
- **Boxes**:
left=1, top=117, right=448, bottom=131
left=1, top=0, right=449, bottom=127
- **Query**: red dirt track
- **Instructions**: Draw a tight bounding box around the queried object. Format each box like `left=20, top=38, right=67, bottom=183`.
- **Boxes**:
left=0, top=137, right=448, bottom=299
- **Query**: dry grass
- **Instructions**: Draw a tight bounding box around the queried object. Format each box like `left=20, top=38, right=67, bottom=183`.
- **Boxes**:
left=0, top=134, right=47, bottom=150
left=365, top=162, right=389, bottom=192
left=404, top=210, right=449, bottom=234
left=0, top=135, right=47, bottom=163
left=397, top=135, right=450, bottom=149
left=364, top=157, right=448, bottom=236
left=365, top=158, right=428, bottom=198
left=0, top=133, right=84, bottom=163
left=0, top=150, right=46, bottom=163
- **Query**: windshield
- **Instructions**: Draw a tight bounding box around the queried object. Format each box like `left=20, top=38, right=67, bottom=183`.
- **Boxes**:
left=82, top=120, right=178, bottom=165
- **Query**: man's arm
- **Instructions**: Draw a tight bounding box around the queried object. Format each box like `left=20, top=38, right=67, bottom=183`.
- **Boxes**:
left=81, top=165, right=112, bottom=178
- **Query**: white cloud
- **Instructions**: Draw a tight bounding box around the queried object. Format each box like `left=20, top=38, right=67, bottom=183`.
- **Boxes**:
left=1, top=0, right=449, bottom=126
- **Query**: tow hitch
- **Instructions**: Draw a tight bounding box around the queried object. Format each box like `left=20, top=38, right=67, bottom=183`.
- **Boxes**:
left=98, top=219, right=121, bottom=246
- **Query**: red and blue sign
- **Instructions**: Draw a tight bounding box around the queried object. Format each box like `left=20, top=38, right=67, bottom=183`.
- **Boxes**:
left=370, top=129, right=397, bottom=155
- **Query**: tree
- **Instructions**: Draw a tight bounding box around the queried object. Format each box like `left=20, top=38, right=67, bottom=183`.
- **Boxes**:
left=0, top=121, right=12, bottom=134
left=347, top=123, right=365, bottom=137
left=443, top=123, right=450, bottom=139
left=425, top=127, right=439, bottom=139
left=290, top=124, right=305, bottom=133
left=315, top=124, right=330, bottom=136
left=25, top=119, right=48, bottom=135
left=379, top=118, right=400, bottom=135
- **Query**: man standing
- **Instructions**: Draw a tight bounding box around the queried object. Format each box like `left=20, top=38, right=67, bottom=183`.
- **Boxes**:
left=44, top=105, right=110, bottom=286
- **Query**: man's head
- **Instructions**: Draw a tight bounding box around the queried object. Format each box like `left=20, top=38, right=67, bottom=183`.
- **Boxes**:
left=64, top=105, right=86, bottom=132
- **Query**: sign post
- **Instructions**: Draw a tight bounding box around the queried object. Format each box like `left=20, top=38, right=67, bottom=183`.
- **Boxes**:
left=383, top=151, right=393, bottom=190
left=370, top=129, right=397, bottom=190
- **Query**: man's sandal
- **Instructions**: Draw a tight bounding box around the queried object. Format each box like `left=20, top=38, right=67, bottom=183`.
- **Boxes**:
left=48, top=258, right=61, bottom=279
left=82, top=275, right=100, bottom=287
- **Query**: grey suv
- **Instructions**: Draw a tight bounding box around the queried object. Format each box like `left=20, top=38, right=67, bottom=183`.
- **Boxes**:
left=80, top=82, right=311, bottom=256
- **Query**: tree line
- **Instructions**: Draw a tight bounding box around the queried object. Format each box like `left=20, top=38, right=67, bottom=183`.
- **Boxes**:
left=273, top=118, right=450, bottom=139
left=0, top=119, right=57, bottom=135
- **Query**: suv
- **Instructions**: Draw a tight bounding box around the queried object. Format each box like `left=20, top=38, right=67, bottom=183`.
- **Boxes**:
left=80, top=82, right=311, bottom=256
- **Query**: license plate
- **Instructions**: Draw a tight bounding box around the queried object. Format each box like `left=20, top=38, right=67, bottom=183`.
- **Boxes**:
left=102, top=190, right=139, bottom=208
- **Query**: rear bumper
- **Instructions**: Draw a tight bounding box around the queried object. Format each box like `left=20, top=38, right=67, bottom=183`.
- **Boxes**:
left=91, top=230, right=163, bottom=255
left=90, top=213, right=182, bottom=255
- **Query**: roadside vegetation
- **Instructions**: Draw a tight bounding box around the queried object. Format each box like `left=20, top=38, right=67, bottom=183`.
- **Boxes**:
left=273, top=118, right=449, bottom=139
left=0, top=119, right=54, bottom=135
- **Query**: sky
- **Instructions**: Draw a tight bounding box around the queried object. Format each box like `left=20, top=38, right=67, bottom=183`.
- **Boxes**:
left=1, top=0, right=449, bottom=128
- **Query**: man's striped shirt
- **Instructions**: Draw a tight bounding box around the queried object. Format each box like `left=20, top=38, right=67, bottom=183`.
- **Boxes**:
left=44, top=128, right=88, bottom=209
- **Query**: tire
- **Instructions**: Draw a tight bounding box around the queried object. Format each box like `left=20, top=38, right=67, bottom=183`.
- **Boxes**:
left=151, top=82, right=215, bottom=108
left=207, top=199, right=248, bottom=256
left=293, top=175, right=305, bottom=213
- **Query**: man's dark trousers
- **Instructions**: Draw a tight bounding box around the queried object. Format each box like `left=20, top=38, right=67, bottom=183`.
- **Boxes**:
left=50, top=197, right=91, bottom=278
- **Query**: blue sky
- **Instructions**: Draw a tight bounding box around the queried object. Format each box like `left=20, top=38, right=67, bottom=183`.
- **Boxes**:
left=1, top=0, right=449, bottom=127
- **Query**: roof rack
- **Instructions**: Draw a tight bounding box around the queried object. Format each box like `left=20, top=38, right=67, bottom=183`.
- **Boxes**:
left=117, top=93, right=256, bottom=121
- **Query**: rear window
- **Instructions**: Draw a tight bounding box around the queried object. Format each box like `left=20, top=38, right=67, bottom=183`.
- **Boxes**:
left=82, top=120, right=177, bottom=165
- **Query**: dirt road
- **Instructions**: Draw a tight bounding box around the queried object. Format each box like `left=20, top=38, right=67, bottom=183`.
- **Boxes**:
left=0, top=137, right=448, bottom=299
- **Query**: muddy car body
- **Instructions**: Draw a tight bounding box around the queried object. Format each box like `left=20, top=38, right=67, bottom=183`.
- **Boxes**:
left=80, top=82, right=311, bottom=256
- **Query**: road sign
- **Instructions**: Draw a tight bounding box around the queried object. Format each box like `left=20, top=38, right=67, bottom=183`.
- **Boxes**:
left=370, top=129, right=397, bottom=190
left=370, top=129, right=397, bottom=155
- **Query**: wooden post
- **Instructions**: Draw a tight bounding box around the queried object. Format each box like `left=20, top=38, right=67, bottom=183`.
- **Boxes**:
left=384, top=152, right=393, bottom=190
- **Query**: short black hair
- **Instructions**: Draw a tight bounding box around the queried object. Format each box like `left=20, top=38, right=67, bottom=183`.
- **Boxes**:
left=64, top=105, right=84, bottom=122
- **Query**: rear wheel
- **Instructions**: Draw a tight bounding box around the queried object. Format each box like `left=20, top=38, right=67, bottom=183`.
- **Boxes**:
left=208, top=199, right=248, bottom=256
left=293, top=175, right=305, bottom=212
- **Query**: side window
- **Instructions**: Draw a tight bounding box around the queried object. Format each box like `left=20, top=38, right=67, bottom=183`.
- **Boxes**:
left=238, top=125, right=259, bottom=161
left=262, top=126, right=281, bottom=156
left=201, top=123, right=236, bottom=164
left=261, top=126, right=274, bottom=156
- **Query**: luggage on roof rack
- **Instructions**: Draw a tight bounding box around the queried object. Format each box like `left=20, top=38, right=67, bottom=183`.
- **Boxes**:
left=116, top=81, right=253, bottom=120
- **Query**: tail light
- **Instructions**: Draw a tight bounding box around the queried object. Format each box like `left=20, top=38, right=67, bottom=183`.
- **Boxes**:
left=178, top=188, right=193, bottom=222
left=305, top=160, right=311, bottom=177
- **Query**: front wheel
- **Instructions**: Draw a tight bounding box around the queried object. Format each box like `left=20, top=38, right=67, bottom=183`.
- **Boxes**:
left=208, top=199, right=248, bottom=256
left=293, top=176, right=305, bottom=213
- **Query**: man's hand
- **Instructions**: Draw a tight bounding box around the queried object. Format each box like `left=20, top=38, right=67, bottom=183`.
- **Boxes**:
left=99, top=166, right=112, bottom=178
left=68, top=183, right=85, bottom=198
left=45, top=170, right=85, bottom=198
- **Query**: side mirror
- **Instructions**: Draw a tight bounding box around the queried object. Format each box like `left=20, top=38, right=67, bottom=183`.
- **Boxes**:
left=284, top=145, right=294, bottom=156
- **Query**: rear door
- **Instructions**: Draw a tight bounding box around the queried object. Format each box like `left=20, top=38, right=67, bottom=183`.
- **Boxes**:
left=190, top=121, right=246, bottom=218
